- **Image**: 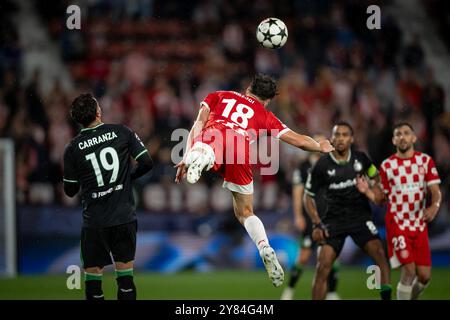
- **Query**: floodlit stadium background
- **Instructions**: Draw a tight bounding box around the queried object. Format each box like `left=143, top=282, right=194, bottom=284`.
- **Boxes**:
left=1, top=0, right=450, bottom=299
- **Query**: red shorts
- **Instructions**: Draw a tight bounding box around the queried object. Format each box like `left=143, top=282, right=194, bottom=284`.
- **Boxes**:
left=192, top=124, right=253, bottom=194
left=385, top=215, right=431, bottom=268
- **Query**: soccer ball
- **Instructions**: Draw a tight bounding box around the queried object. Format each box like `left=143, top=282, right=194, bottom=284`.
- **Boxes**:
left=256, top=17, right=288, bottom=49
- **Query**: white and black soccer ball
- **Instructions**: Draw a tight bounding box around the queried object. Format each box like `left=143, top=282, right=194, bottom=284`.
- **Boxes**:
left=256, top=17, right=288, bottom=49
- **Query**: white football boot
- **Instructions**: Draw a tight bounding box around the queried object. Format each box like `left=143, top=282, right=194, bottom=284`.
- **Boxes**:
left=325, top=292, right=341, bottom=300
left=185, top=148, right=214, bottom=184
left=259, top=246, right=284, bottom=287
left=280, top=287, right=294, bottom=300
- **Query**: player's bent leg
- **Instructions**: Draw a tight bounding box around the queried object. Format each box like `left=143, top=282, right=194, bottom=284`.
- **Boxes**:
left=313, top=245, right=336, bottom=300
left=231, top=191, right=284, bottom=287
left=115, top=261, right=136, bottom=300
left=397, top=262, right=416, bottom=300
left=364, top=239, right=392, bottom=300
left=411, top=266, right=431, bottom=300
left=185, top=142, right=215, bottom=184
left=84, top=266, right=104, bottom=300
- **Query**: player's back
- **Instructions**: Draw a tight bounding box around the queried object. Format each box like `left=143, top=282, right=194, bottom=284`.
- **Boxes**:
left=64, top=123, right=146, bottom=227
left=202, top=91, right=287, bottom=138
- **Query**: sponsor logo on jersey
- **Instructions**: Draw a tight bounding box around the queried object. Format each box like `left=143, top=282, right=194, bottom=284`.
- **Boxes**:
left=329, top=178, right=357, bottom=190
left=91, top=184, right=123, bottom=199
left=327, top=169, right=336, bottom=177
left=78, top=131, right=118, bottom=150
left=395, top=182, right=421, bottom=193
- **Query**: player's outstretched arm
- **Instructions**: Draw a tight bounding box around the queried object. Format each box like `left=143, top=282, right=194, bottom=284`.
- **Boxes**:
left=280, top=130, right=334, bottom=153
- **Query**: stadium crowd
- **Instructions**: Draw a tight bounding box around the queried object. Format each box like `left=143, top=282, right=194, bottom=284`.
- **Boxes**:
left=1, top=0, right=449, bottom=222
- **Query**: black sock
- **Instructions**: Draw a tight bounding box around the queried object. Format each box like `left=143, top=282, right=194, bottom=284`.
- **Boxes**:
left=85, top=280, right=104, bottom=300
left=288, top=265, right=303, bottom=288
left=116, top=275, right=137, bottom=300
left=380, top=284, right=392, bottom=300
left=327, top=265, right=338, bottom=293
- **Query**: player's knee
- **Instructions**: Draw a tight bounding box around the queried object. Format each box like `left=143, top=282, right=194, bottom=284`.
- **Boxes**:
left=235, top=205, right=253, bottom=221
left=417, top=272, right=431, bottom=284
left=316, top=260, right=332, bottom=279
left=373, top=246, right=387, bottom=263
left=85, top=266, right=103, bottom=274
left=401, top=266, right=417, bottom=284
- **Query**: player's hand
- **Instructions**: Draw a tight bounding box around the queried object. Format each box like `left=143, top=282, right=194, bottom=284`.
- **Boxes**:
left=312, top=228, right=327, bottom=244
left=312, top=222, right=329, bottom=244
left=423, top=204, right=439, bottom=223
left=319, top=140, right=334, bottom=153
left=356, top=175, right=369, bottom=195
left=174, top=161, right=187, bottom=183
left=294, top=215, right=306, bottom=232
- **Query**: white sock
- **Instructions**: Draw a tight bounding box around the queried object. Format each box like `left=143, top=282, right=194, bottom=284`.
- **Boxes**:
left=243, top=215, right=269, bottom=251
left=397, top=282, right=413, bottom=300
left=411, top=277, right=429, bottom=300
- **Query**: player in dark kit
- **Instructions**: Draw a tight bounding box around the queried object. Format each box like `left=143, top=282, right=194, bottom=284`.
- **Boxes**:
left=281, top=135, right=340, bottom=300
left=63, top=93, right=153, bottom=300
left=304, top=122, right=392, bottom=300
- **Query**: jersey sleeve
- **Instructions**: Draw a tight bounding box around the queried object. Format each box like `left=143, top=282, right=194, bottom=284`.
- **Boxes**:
left=361, top=152, right=378, bottom=179
left=63, top=145, right=79, bottom=184
left=124, top=126, right=148, bottom=160
left=265, top=111, right=290, bottom=139
left=200, top=92, right=219, bottom=112
left=425, top=157, right=441, bottom=186
left=305, top=161, right=324, bottom=197
left=378, top=164, right=390, bottom=195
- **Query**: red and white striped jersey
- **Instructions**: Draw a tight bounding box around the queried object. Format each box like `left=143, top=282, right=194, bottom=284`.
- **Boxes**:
left=379, top=151, right=441, bottom=232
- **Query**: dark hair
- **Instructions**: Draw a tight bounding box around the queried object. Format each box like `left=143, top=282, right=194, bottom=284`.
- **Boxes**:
left=70, top=93, right=98, bottom=126
left=249, top=74, right=277, bottom=100
left=393, top=122, right=414, bottom=132
left=334, top=121, right=354, bottom=136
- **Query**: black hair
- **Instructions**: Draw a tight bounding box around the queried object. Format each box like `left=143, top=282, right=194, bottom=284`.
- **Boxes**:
left=70, top=93, right=98, bottom=127
left=249, top=74, right=277, bottom=100
left=393, top=122, right=414, bottom=132
left=334, top=121, right=354, bottom=136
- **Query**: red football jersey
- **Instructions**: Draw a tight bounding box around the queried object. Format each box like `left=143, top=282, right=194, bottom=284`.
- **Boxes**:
left=379, top=151, right=441, bottom=233
left=200, top=91, right=289, bottom=142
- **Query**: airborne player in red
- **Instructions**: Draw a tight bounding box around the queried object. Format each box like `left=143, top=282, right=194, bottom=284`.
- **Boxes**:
left=357, top=123, right=442, bottom=299
left=175, top=74, right=334, bottom=287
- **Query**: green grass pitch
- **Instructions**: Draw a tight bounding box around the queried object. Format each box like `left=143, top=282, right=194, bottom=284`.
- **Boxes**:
left=1, top=267, right=450, bottom=300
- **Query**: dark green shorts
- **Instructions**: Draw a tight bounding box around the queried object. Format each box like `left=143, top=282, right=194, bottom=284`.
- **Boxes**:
left=80, top=220, right=137, bottom=268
